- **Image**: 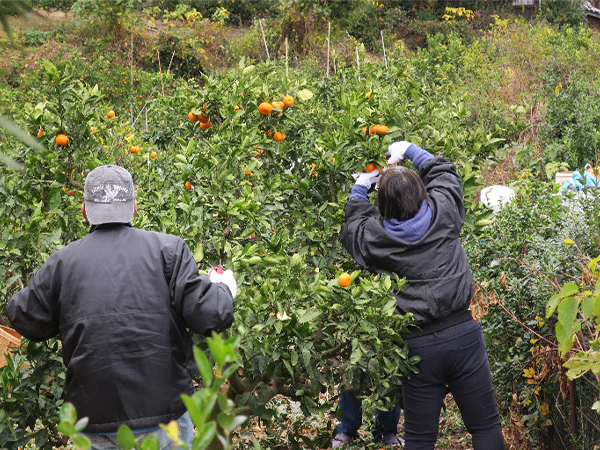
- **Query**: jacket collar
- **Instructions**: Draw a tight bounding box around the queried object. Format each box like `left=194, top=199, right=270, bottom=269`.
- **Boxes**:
left=89, top=223, right=133, bottom=233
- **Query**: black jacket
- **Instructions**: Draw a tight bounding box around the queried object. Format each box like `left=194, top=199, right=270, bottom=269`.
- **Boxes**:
left=341, top=156, right=474, bottom=333
left=6, top=224, right=234, bottom=432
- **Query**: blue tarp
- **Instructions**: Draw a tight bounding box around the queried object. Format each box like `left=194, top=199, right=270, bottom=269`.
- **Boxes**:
left=561, top=170, right=599, bottom=193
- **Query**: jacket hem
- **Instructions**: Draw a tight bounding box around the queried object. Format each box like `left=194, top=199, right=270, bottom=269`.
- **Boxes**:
left=402, top=309, right=472, bottom=339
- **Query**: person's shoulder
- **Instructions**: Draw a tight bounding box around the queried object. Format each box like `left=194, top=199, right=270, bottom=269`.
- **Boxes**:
left=129, top=227, right=185, bottom=247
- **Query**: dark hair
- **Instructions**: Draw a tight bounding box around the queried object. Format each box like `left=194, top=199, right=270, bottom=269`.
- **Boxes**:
left=377, top=166, right=428, bottom=221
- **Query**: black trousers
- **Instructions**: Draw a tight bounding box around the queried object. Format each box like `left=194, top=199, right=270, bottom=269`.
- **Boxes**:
left=402, top=319, right=505, bottom=450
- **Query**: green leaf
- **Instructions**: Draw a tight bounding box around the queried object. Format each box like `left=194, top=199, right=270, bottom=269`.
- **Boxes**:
left=72, top=435, right=90, bottom=450
left=193, top=347, right=214, bottom=387
left=57, top=422, right=77, bottom=436
left=48, top=188, right=62, bottom=211
left=193, top=242, right=204, bottom=262
left=116, top=425, right=136, bottom=450
left=139, top=434, right=160, bottom=450
left=194, top=421, right=217, bottom=450
left=74, top=417, right=89, bottom=432
left=556, top=297, right=580, bottom=357
left=297, top=89, right=314, bottom=101
left=547, top=282, right=579, bottom=318
left=59, top=403, right=77, bottom=423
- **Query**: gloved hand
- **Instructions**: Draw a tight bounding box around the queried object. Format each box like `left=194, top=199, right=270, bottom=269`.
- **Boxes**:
left=208, top=267, right=238, bottom=298
left=352, top=171, right=381, bottom=188
left=385, top=141, right=412, bottom=164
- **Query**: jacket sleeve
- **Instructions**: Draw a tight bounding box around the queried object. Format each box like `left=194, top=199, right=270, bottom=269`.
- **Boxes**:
left=340, top=198, right=380, bottom=269
left=168, top=238, right=234, bottom=336
left=5, top=258, right=60, bottom=342
left=419, top=155, right=465, bottom=226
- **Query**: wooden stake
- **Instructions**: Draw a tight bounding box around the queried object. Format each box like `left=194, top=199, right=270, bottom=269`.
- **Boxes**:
left=259, top=19, right=270, bottom=62
left=356, top=46, right=361, bottom=81
left=130, top=33, right=134, bottom=124
left=157, top=50, right=165, bottom=96
left=285, top=37, right=289, bottom=78
left=326, top=21, right=331, bottom=77
left=381, top=30, right=388, bottom=69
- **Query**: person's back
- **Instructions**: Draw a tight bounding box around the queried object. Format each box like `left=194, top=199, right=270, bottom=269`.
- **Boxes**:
left=6, top=165, right=236, bottom=444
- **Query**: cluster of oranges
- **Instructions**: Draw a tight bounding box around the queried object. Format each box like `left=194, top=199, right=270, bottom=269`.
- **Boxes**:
left=129, top=145, right=141, bottom=154
left=188, top=111, right=212, bottom=129
left=362, top=124, right=388, bottom=136
left=257, top=95, right=294, bottom=142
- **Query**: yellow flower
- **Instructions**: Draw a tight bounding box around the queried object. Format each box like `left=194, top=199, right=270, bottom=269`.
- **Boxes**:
left=523, top=367, right=535, bottom=378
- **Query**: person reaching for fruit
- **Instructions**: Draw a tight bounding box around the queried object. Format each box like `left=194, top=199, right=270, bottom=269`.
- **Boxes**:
left=335, top=142, right=505, bottom=450
left=6, top=165, right=236, bottom=450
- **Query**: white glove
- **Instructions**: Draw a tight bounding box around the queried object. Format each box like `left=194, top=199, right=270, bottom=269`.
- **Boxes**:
left=352, top=171, right=381, bottom=188
left=208, top=267, right=238, bottom=298
left=385, top=141, right=412, bottom=164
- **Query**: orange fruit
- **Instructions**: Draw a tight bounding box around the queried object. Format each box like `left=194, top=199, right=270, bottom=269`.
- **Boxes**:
left=200, top=121, right=212, bottom=129
left=272, top=101, right=285, bottom=111
left=234, top=105, right=240, bottom=111
left=338, top=272, right=352, bottom=287
left=258, top=102, right=273, bottom=115
left=254, top=148, right=264, bottom=157
left=250, top=232, right=256, bottom=239
left=283, top=95, right=294, bottom=107
left=366, top=91, right=371, bottom=99
left=362, top=126, right=367, bottom=133
left=107, top=110, right=115, bottom=119
left=185, top=181, right=192, bottom=190
left=67, top=190, right=76, bottom=196
left=90, top=128, right=97, bottom=135
left=273, top=131, right=286, bottom=142
left=197, top=113, right=209, bottom=123
left=129, top=145, right=140, bottom=154
left=365, top=163, right=380, bottom=173
left=375, top=125, right=388, bottom=135
left=150, top=151, right=157, bottom=159
left=36, top=127, right=43, bottom=138
left=55, top=134, right=69, bottom=146
left=188, top=111, right=199, bottom=122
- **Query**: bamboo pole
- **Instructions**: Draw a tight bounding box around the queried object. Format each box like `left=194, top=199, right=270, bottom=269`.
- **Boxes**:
left=130, top=33, right=134, bottom=124
left=381, top=30, right=387, bottom=69
left=285, top=37, right=289, bottom=78
left=259, top=19, right=270, bottom=62
left=326, top=21, right=331, bottom=77
left=157, top=49, right=165, bottom=96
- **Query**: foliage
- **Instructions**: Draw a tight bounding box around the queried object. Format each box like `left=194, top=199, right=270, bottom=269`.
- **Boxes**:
left=537, top=0, right=587, bottom=29
left=56, top=333, right=248, bottom=450
left=465, top=182, right=600, bottom=445
left=71, top=0, right=142, bottom=34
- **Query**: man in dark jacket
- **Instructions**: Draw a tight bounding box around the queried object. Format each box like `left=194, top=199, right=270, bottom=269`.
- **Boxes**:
left=6, top=165, right=236, bottom=449
left=339, top=142, right=504, bottom=449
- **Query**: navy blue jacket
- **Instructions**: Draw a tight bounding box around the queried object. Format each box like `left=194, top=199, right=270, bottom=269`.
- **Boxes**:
left=341, top=156, right=474, bottom=334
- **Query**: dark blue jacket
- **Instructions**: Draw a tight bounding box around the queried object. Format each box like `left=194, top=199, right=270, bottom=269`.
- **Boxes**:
left=341, top=156, right=473, bottom=335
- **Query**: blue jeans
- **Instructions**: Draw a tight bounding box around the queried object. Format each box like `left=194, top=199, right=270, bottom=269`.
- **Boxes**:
left=335, top=390, right=401, bottom=439
left=401, top=319, right=505, bottom=450
left=85, top=412, right=193, bottom=450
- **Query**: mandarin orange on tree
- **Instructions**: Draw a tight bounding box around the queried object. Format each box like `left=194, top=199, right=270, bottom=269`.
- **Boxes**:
left=188, top=111, right=199, bottom=122
left=364, top=163, right=380, bottom=173
left=200, top=121, right=212, bottom=129
left=258, top=102, right=272, bottom=115
left=273, top=131, right=286, bottom=142
left=283, top=95, right=294, bottom=107
left=338, top=272, right=352, bottom=287
left=55, top=134, right=69, bottom=146
left=107, top=110, right=115, bottom=119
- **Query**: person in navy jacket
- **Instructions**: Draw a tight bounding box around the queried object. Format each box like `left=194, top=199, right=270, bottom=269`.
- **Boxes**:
left=338, top=142, right=505, bottom=450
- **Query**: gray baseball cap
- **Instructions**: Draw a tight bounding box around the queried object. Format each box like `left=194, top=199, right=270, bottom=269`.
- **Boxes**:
left=83, top=165, right=135, bottom=225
